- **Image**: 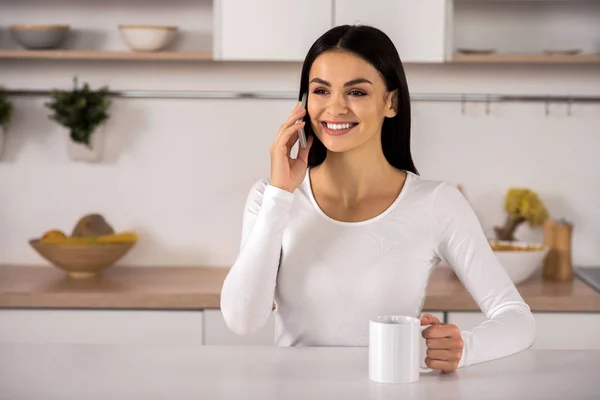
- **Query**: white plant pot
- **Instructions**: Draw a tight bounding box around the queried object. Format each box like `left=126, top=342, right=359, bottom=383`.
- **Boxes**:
left=66, top=126, right=105, bottom=163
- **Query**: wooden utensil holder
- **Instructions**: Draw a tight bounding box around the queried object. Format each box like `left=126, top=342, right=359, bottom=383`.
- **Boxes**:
left=542, top=219, right=574, bottom=281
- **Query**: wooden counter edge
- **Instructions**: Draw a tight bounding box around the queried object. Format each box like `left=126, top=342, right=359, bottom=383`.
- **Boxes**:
left=1, top=265, right=599, bottom=312
left=0, top=293, right=221, bottom=310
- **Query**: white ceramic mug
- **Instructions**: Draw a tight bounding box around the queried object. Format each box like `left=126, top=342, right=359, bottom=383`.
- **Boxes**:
left=369, top=315, right=433, bottom=384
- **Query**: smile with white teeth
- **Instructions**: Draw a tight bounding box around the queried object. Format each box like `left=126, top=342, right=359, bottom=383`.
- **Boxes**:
left=323, top=122, right=356, bottom=130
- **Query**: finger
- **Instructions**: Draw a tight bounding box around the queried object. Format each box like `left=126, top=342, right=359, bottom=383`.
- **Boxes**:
left=277, top=108, right=307, bottom=138
left=275, top=110, right=306, bottom=145
left=426, top=338, right=464, bottom=350
left=296, top=135, right=314, bottom=164
left=425, top=358, right=459, bottom=374
left=275, top=121, right=305, bottom=150
left=420, top=314, right=442, bottom=326
left=423, top=324, right=459, bottom=339
left=285, top=128, right=300, bottom=149
left=284, top=124, right=310, bottom=150
left=426, top=349, right=462, bottom=362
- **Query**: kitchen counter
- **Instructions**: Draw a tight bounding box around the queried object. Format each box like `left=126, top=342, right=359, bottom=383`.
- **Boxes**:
left=0, top=344, right=597, bottom=399
left=0, top=265, right=599, bottom=312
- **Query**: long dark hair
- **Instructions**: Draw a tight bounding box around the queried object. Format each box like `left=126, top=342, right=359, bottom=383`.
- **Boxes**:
left=299, top=25, right=418, bottom=175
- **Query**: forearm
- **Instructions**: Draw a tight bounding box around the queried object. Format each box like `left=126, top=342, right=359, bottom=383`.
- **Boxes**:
left=220, top=185, right=293, bottom=335
left=458, top=302, right=536, bottom=368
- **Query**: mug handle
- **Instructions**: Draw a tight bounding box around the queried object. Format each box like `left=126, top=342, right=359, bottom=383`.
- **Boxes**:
left=419, top=324, right=434, bottom=373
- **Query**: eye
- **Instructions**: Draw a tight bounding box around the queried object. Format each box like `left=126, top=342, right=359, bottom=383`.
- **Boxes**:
left=313, top=88, right=328, bottom=95
left=349, top=90, right=366, bottom=96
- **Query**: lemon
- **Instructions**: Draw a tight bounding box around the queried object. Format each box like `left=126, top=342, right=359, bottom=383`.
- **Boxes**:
left=41, top=230, right=67, bottom=241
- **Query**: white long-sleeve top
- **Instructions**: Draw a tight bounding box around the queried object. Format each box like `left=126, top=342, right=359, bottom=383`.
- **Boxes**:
left=221, top=169, right=536, bottom=368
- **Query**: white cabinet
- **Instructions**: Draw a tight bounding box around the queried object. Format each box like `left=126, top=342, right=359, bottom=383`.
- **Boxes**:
left=213, top=0, right=452, bottom=62
left=213, top=0, right=333, bottom=61
left=532, top=313, right=600, bottom=350
left=0, top=310, right=204, bottom=346
left=203, top=309, right=275, bottom=345
left=334, top=0, right=452, bottom=63
left=3, top=309, right=597, bottom=349
left=447, top=312, right=600, bottom=350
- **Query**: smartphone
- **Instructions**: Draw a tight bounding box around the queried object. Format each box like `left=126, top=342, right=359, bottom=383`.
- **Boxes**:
left=296, top=92, right=308, bottom=149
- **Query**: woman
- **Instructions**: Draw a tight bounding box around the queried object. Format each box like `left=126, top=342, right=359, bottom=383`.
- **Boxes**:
left=220, top=25, right=535, bottom=373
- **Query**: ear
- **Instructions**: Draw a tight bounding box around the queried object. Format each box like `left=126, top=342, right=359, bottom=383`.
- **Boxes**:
left=384, top=89, right=398, bottom=118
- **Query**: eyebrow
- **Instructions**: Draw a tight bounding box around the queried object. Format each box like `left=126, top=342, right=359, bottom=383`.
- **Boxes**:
left=309, top=77, right=373, bottom=87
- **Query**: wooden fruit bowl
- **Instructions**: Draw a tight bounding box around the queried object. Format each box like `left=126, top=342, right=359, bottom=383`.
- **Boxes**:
left=29, top=239, right=135, bottom=279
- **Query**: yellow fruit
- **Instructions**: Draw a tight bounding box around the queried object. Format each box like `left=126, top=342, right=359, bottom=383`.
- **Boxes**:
left=40, top=236, right=95, bottom=245
left=97, top=231, right=138, bottom=244
left=489, top=240, right=544, bottom=252
left=41, top=230, right=67, bottom=241
left=40, top=231, right=138, bottom=245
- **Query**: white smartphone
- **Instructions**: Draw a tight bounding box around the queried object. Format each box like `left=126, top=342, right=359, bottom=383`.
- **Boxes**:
left=296, top=92, right=308, bottom=149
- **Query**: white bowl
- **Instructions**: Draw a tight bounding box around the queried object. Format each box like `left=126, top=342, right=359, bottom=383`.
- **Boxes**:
left=491, top=241, right=549, bottom=285
left=118, top=25, right=177, bottom=52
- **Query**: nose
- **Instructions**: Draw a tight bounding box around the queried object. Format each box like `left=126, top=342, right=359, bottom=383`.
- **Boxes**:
left=326, top=93, right=348, bottom=116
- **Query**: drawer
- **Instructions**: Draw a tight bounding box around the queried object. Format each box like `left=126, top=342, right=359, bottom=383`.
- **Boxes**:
left=0, top=309, right=204, bottom=345
left=447, top=311, right=600, bottom=350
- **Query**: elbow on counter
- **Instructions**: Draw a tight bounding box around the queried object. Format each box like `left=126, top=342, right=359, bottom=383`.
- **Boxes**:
left=220, top=301, right=259, bottom=336
left=220, top=304, right=270, bottom=336
left=460, top=303, right=537, bottom=368
left=520, top=307, right=537, bottom=350
left=497, top=303, right=537, bottom=354
left=499, top=303, right=537, bottom=355
left=220, top=285, right=270, bottom=336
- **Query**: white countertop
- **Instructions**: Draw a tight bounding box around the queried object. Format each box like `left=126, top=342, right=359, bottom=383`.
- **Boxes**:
left=0, top=344, right=598, bottom=399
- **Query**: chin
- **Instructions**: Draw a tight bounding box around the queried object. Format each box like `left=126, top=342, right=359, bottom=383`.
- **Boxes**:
left=317, top=135, right=360, bottom=153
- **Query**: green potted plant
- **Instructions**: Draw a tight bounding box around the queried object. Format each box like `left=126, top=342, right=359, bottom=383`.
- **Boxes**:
left=45, top=77, right=111, bottom=162
left=0, top=86, right=13, bottom=159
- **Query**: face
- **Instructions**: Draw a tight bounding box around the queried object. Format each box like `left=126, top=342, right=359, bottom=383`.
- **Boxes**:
left=307, top=50, right=397, bottom=154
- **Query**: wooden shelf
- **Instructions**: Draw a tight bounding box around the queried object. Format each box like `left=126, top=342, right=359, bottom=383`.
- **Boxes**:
left=0, top=50, right=213, bottom=61
left=452, top=53, right=600, bottom=64
left=2, top=50, right=598, bottom=65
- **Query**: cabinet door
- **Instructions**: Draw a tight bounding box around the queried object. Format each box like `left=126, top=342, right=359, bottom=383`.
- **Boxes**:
left=0, top=310, right=204, bottom=346
left=530, top=313, right=600, bottom=350
left=447, top=312, right=600, bottom=350
left=213, top=0, right=333, bottom=61
left=334, top=0, right=451, bottom=62
left=203, top=309, right=274, bottom=345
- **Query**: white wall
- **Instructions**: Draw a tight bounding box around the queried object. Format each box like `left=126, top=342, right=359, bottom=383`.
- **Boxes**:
left=1, top=0, right=599, bottom=268
left=1, top=61, right=598, bottom=268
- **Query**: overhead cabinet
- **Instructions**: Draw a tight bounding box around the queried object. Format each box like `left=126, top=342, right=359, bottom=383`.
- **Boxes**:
left=213, top=0, right=333, bottom=61
left=334, top=0, right=452, bottom=63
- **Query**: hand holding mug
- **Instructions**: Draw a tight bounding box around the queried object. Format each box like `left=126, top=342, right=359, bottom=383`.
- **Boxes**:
left=420, top=313, right=464, bottom=374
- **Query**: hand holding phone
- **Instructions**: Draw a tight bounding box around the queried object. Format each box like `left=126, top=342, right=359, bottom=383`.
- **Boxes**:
left=269, top=95, right=312, bottom=193
left=296, top=92, right=308, bottom=149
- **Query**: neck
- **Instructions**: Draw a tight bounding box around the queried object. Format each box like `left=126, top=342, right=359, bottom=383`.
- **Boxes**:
left=315, top=139, right=402, bottom=206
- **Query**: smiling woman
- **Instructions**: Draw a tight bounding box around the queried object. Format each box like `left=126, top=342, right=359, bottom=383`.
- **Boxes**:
left=309, top=73, right=381, bottom=144
left=300, top=29, right=415, bottom=177
left=220, top=25, right=536, bottom=374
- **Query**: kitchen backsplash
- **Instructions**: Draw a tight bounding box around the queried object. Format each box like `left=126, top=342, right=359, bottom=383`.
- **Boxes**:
left=0, top=61, right=598, bottom=267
